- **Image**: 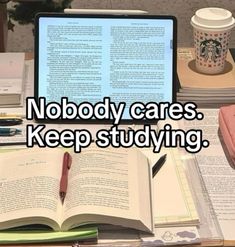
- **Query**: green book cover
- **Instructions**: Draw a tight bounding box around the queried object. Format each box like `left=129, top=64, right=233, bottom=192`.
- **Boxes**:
left=0, top=227, right=98, bottom=244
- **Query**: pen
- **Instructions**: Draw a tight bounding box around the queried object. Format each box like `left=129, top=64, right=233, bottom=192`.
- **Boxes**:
left=0, top=118, right=23, bottom=126
left=0, top=128, right=22, bottom=136
left=152, top=154, right=167, bottom=178
left=60, top=152, right=72, bottom=204
left=128, top=125, right=136, bottom=131
left=0, top=113, right=25, bottom=118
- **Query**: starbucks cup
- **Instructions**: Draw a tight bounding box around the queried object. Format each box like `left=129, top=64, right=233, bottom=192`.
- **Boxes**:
left=191, top=8, right=235, bottom=74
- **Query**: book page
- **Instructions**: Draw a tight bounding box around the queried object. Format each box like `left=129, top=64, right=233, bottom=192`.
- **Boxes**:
left=38, top=17, right=174, bottom=120
left=0, top=148, right=63, bottom=230
left=61, top=145, right=152, bottom=232
left=183, top=109, right=235, bottom=241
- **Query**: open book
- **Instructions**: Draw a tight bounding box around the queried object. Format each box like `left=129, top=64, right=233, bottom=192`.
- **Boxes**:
left=0, top=145, right=153, bottom=233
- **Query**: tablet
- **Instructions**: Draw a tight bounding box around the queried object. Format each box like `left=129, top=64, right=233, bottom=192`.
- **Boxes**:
left=34, top=13, right=177, bottom=123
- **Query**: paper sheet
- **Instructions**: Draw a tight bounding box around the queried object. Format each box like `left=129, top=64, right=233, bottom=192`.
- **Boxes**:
left=183, top=108, right=235, bottom=241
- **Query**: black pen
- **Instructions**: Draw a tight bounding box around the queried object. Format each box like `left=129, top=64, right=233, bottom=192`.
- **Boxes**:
left=0, top=118, right=23, bottom=126
left=152, top=154, right=167, bottom=178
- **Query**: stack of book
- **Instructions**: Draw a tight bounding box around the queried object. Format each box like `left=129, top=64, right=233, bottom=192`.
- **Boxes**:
left=176, top=48, right=235, bottom=107
left=0, top=53, right=25, bottom=106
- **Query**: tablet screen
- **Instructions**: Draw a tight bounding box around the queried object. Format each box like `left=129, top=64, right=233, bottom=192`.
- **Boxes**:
left=35, top=14, right=176, bottom=122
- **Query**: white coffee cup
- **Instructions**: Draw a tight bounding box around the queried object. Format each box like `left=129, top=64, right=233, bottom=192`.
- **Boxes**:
left=191, top=8, right=235, bottom=74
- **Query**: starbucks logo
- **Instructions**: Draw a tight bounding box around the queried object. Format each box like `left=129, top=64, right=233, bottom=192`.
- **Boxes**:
left=200, top=39, right=222, bottom=62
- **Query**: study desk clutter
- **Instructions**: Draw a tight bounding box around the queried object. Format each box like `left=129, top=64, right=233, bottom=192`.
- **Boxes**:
left=0, top=51, right=235, bottom=247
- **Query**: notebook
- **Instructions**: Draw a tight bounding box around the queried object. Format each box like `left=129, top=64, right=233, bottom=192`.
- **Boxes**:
left=34, top=13, right=177, bottom=123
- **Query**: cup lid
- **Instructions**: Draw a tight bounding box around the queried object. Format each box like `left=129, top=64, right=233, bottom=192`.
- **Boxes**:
left=191, top=7, right=235, bottom=30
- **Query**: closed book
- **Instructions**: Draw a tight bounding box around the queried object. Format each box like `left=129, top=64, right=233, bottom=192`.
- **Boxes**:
left=0, top=53, right=25, bottom=106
